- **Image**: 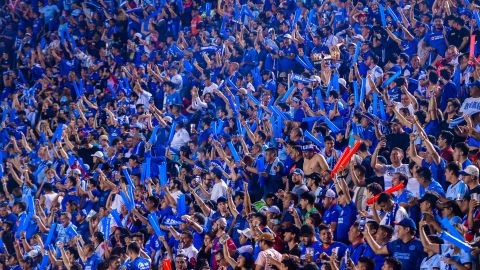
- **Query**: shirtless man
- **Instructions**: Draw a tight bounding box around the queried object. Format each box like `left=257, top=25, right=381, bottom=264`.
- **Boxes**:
left=302, top=143, right=329, bottom=175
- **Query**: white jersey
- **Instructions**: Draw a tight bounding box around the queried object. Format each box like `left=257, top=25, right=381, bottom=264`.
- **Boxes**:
left=420, top=254, right=440, bottom=270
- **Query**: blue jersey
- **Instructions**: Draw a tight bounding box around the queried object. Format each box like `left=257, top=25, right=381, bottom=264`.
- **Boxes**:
left=84, top=254, right=102, bottom=270
left=127, top=257, right=151, bottom=270
left=323, top=204, right=341, bottom=225
left=386, top=238, right=426, bottom=270
left=336, top=202, right=357, bottom=243
left=426, top=29, right=447, bottom=57
left=419, top=180, right=446, bottom=198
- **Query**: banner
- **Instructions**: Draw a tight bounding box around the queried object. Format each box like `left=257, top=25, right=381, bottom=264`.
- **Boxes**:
left=460, top=97, right=480, bottom=116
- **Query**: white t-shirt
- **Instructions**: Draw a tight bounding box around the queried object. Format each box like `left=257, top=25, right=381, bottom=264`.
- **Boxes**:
left=202, top=83, right=218, bottom=95
left=420, top=254, right=440, bottom=270
left=170, top=128, right=190, bottom=151
left=407, top=178, right=421, bottom=198
left=255, top=248, right=283, bottom=270
left=136, top=90, right=152, bottom=108
left=178, top=244, right=198, bottom=261
left=211, top=181, right=228, bottom=202
left=379, top=204, right=408, bottom=240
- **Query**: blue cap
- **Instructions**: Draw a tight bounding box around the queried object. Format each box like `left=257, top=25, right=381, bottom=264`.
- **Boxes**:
left=395, top=217, right=417, bottom=231
left=292, top=168, right=304, bottom=176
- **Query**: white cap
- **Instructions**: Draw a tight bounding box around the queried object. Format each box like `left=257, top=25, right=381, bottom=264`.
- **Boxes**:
left=284, top=34, right=292, bottom=39
left=460, top=165, right=479, bottom=178
left=325, top=189, right=336, bottom=198
left=73, top=168, right=82, bottom=175
left=338, top=78, right=347, bottom=88
left=237, top=228, right=253, bottom=239
left=91, top=151, right=104, bottom=158
left=267, top=206, right=281, bottom=215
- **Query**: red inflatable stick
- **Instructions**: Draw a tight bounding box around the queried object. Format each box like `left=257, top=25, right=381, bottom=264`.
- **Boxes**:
left=163, top=259, right=172, bottom=270
left=331, top=146, right=351, bottom=176
left=367, top=183, right=405, bottom=205
left=338, top=141, right=362, bottom=169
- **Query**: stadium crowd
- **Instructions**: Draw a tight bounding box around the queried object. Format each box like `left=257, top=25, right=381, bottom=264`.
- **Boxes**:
left=2, top=0, right=480, bottom=269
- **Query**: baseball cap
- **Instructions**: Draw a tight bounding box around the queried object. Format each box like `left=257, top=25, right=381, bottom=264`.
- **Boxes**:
left=293, top=168, right=304, bottom=176
left=258, top=232, right=275, bottom=242
left=267, top=206, right=281, bottom=215
left=459, top=165, right=479, bottom=177
left=325, top=189, right=336, bottom=198
left=395, top=217, right=417, bottom=231
left=237, top=228, right=253, bottom=239
left=91, top=151, right=104, bottom=158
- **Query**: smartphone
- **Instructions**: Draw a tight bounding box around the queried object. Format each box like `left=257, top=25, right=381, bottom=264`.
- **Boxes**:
left=359, top=216, right=366, bottom=232
left=344, top=250, right=350, bottom=265
left=288, top=201, right=294, bottom=213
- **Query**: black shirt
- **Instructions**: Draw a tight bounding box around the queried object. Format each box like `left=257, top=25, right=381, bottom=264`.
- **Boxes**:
left=447, top=27, right=470, bottom=53
left=386, top=132, right=410, bottom=153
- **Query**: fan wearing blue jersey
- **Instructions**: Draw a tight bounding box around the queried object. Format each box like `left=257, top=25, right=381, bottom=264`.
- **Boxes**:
left=125, top=242, right=151, bottom=270
left=364, top=218, right=426, bottom=270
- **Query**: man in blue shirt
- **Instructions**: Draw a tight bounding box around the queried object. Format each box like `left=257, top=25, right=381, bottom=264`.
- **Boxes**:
left=364, top=217, right=426, bottom=270
left=416, top=167, right=446, bottom=198
left=322, top=189, right=341, bottom=234
left=126, top=242, right=151, bottom=270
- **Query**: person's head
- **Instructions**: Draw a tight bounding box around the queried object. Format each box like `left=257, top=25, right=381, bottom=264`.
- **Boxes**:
left=454, top=142, right=469, bottom=161
left=324, top=135, right=335, bottom=150
left=145, top=195, right=160, bottom=211
left=181, top=230, right=194, bottom=247
left=175, top=254, right=188, bottom=270
left=396, top=218, right=416, bottom=241
left=348, top=222, right=364, bottom=244
left=213, top=218, right=227, bottom=234
left=107, top=255, right=121, bottom=270
left=300, top=192, right=315, bottom=210
left=416, top=167, right=433, bottom=187
left=419, top=193, right=439, bottom=213
left=357, top=257, right=375, bottom=270
left=318, top=224, right=333, bottom=244
left=460, top=165, right=479, bottom=186
left=300, top=224, right=317, bottom=245
left=392, top=173, right=408, bottom=188
left=445, top=162, right=460, bottom=183
left=390, top=147, right=404, bottom=165
left=292, top=168, right=304, bottom=184
left=321, top=189, right=336, bottom=208
left=284, top=225, right=300, bottom=243
left=258, top=232, right=275, bottom=250
left=60, top=212, right=72, bottom=227
left=126, top=242, right=141, bottom=258
left=375, top=225, right=394, bottom=243
left=376, top=193, right=394, bottom=212
left=382, top=257, right=402, bottom=270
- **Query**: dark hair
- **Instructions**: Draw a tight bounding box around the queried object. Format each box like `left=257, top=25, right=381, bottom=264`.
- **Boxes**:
left=440, top=131, right=454, bottom=145
left=301, top=192, right=316, bottom=205
left=358, top=256, right=375, bottom=270
left=445, top=162, right=460, bottom=177
left=376, top=193, right=392, bottom=204
left=455, top=142, right=469, bottom=157
left=416, top=167, right=432, bottom=182
left=367, top=183, right=383, bottom=196
left=127, top=242, right=141, bottom=254
left=395, top=173, right=409, bottom=187
left=13, top=201, right=26, bottom=212
left=301, top=224, right=316, bottom=236
left=384, top=257, right=402, bottom=270
left=254, top=212, right=268, bottom=226
left=378, top=225, right=394, bottom=239
left=147, top=196, right=160, bottom=208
